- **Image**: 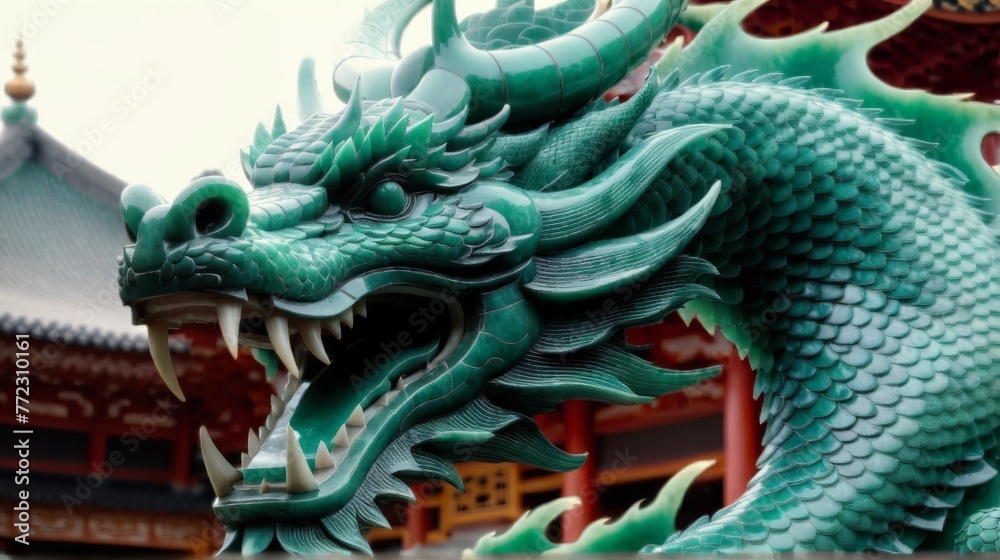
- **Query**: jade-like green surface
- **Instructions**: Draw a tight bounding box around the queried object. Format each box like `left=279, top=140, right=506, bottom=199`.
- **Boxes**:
left=118, top=0, right=1000, bottom=554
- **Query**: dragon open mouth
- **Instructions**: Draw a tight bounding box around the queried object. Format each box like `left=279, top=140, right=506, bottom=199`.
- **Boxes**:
left=133, top=282, right=470, bottom=519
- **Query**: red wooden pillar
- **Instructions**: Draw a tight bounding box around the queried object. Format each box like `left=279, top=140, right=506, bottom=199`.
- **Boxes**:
left=723, top=352, right=758, bottom=505
left=172, top=412, right=191, bottom=485
left=983, top=133, right=999, bottom=166
left=404, top=500, right=429, bottom=549
left=560, top=400, right=597, bottom=542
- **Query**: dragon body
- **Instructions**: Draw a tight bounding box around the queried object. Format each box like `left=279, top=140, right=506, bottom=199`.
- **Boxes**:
left=117, top=0, right=1000, bottom=554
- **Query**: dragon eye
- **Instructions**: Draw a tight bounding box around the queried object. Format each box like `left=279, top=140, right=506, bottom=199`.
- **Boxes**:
left=365, top=181, right=407, bottom=216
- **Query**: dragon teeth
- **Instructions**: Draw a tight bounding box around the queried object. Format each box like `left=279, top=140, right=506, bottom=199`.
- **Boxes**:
left=241, top=452, right=250, bottom=469
left=147, top=322, right=185, bottom=402
left=259, top=425, right=270, bottom=443
left=377, top=390, right=399, bottom=406
left=260, top=478, right=271, bottom=494
left=432, top=310, right=465, bottom=367
left=271, top=394, right=285, bottom=416
left=199, top=426, right=242, bottom=497
left=298, top=319, right=331, bottom=364
left=265, top=413, right=276, bottom=430
left=217, top=300, right=242, bottom=360
left=347, top=404, right=366, bottom=427
left=333, top=425, right=349, bottom=447
left=354, top=301, right=367, bottom=318
left=264, top=315, right=300, bottom=378
left=397, top=373, right=423, bottom=390
left=339, top=309, right=354, bottom=329
left=247, top=428, right=260, bottom=457
left=315, top=441, right=335, bottom=470
left=285, top=429, right=319, bottom=493
left=281, top=375, right=299, bottom=401
left=324, top=318, right=342, bottom=340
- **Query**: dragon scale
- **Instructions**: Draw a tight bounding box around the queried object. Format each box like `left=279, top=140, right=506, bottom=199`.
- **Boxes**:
left=117, top=0, right=1000, bottom=554
left=631, top=72, right=1000, bottom=553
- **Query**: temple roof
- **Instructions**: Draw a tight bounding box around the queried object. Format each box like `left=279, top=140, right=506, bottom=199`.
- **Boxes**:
left=0, top=113, right=153, bottom=352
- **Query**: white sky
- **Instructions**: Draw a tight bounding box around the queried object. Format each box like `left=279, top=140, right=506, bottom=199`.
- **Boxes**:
left=1, top=0, right=522, bottom=198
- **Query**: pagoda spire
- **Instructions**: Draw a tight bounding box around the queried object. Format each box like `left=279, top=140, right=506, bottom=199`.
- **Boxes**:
left=3, top=38, right=38, bottom=125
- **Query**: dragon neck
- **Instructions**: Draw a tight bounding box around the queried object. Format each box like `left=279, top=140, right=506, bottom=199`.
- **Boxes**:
left=620, top=71, right=1000, bottom=553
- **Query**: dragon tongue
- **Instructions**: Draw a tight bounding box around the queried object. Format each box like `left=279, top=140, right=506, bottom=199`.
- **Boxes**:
left=147, top=322, right=185, bottom=402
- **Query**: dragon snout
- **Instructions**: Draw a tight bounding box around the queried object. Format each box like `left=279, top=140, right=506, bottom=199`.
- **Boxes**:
left=121, top=177, right=249, bottom=272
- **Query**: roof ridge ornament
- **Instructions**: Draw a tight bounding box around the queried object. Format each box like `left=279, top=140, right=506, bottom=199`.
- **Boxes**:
left=3, top=38, right=38, bottom=125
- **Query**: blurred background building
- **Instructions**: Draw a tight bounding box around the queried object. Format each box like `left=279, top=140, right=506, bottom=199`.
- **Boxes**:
left=0, top=41, right=273, bottom=555
left=0, top=0, right=997, bottom=555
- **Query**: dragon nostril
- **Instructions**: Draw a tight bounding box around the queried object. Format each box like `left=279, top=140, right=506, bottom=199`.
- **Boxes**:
left=194, top=198, right=232, bottom=236
left=165, top=177, right=249, bottom=241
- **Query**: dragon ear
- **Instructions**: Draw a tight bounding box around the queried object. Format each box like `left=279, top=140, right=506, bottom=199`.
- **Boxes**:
left=525, top=181, right=721, bottom=303
left=527, top=124, right=728, bottom=253
left=509, top=73, right=659, bottom=193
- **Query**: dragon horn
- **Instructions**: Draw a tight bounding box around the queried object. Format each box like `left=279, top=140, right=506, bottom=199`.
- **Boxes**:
left=321, top=78, right=363, bottom=147
left=528, top=124, right=729, bottom=253
left=338, top=0, right=684, bottom=128
left=297, top=58, right=324, bottom=121
left=333, top=0, right=431, bottom=103
left=388, top=0, right=685, bottom=127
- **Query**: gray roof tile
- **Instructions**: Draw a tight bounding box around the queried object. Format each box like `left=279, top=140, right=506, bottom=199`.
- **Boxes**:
left=0, top=116, right=149, bottom=352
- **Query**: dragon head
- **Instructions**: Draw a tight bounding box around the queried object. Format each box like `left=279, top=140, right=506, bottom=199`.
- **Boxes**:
left=118, top=0, right=721, bottom=553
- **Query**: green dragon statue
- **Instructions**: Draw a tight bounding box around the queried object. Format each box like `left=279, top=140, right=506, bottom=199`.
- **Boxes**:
left=117, top=0, right=1000, bottom=554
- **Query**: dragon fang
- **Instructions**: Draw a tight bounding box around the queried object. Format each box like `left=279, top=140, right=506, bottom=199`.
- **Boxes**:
left=118, top=0, right=1000, bottom=554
